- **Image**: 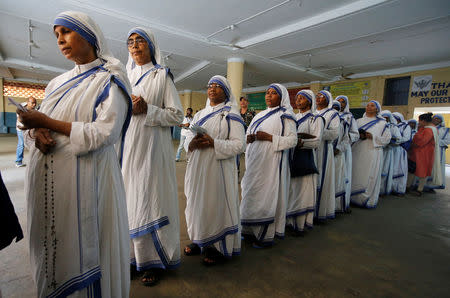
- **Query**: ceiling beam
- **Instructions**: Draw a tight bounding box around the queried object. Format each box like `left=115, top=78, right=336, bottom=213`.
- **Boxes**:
left=0, top=58, right=68, bottom=74
left=7, top=77, right=50, bottom=84
left=273, top=15, right=450, bottom=60
left=0, top=66, right=14, bottom=79
left=1, top=3, right=332, bottom=81
left=64, top=0, right=331, bottom=78
left=346, top=60, right=450, bottom=79
left=242, top=51, right=332, bottom=79
left=270, top=57, right=331, bottom=79
left=236, top=0, right=391, bottom=48
left=65, top=0, right=211, bottom=45
left=174, top=61, right=211, bottom=83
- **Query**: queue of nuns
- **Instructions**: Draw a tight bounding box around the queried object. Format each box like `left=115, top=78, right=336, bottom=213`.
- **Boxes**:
left=14, top=11, right=450, bottom=297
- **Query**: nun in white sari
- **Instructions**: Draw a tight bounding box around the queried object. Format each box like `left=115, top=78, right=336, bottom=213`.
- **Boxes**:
left=428, top=114, right=450, bottom=189
left=336, top=95, right=359, bottom=212
left=408, top=119, right=418, bottom=139
left=287, top=90, right=323, bottom=234
left=241, top=84, right=297, bottom=246
left=18, top=11, right=132, bottom=297
left=314, top=90, right=340, bottom=221
left=379, top=110, right=401, bottom=196
left=331, top=100, right=348, bottom=213
left=391, top=112, right=411, bottom=195
left=121, top=27, right=183, bottom=284
left=184, top=75, right=245, bottom=265
left=351, top=101, right=391, bottom=208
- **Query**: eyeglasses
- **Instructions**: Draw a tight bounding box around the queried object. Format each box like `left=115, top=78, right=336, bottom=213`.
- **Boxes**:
left=207, top=84, right=223, bottom=90
left=127, top=37, right=147, bottom=47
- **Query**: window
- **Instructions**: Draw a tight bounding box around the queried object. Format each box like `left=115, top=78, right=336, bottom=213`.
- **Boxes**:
left=383, top=76, right=410, bottom=106
left=349, top=108, right=365, bottom=119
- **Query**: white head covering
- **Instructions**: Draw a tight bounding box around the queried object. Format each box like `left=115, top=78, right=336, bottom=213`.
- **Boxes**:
left=381, top=110, right=396, bottom=123
left=335, top=95, right=350, bottom=113
left=332, top=100, right=341, bottom=111
left=369, top=100, right=381, bottom=114
left=296, top=89, right=317, bottom=113
left=408, top=119, right=418, bottom=128
left=392, top=112, right=405, bottom=124
left=126, top=27, right=162, bottom=72
left=363, top=100, right=382, bottom=119
left=433, top=114, right=445, bottom=126
left=317, top=90, right=333, bottom=109
left=54, top=11, right=131, bottom=94
left=205, top=75, right=238, bottom=110
left=267, top=83, right=294, bottom=113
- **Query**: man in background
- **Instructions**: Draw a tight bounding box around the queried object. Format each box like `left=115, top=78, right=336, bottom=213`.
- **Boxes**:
left=175, top=107, right=193, bottom=162
left=238, top=97, right=255, bottom=179
left=239, top=96, right=255, bottom=129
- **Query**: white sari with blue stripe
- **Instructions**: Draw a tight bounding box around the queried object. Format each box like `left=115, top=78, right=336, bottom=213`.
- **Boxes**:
left=122, top=61, right=183, bottom=271
left=351, top=116, right=391, bottom=208
left=339, top=110, right=360, bottom=211
left=240, top=106, right=297, bottom=244
left=25, top=58, right=131, bottom=298
left=287, top=110, right=323, bottom=232
left=184, top=101, right=245, bottom=257
left=380, top=123, right=401, bottom=196
left=391, top=122, right=411, bottom=194
left=314, top=107, right=340, bottom=220
left=334, top=116, right=349, bottom=212
left=425, top=124, right=449, bottom=189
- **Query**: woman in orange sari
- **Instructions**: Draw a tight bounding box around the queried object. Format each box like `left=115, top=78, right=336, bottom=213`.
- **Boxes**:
left=407, top=113, right=437, bottom=196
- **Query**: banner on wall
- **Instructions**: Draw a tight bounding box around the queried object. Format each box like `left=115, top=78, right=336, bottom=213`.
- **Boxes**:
left=247, top=92, right=266, bottom=110
left=247, top=87, right=307, bottom=110
left=411, top=75, right=432, bottom=92
left=410, top=75, right=450, bottom=104
left=327, top=81, right=371, bottom=108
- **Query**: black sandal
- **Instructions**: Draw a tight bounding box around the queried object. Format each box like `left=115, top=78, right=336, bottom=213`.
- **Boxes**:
left=184, top=243, right=201, bottom=256
left=202, top=246, right=225, bottom=266
left=141, top=269, right=161, bottom=287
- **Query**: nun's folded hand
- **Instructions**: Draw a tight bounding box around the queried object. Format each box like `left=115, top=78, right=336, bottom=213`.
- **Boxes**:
left=365, top=132, right=373, bottom=139
left=256, top=131, right=273, bottom=142
left=131, top=95, right=147, bottom=115
left=17, top=109, right=49, bottom=130
left=247, top=134, right=256, bottom=144
left=189, top=134, right=213, bottom=151
left=195, top=134, right=214, bottom=149
left=188, top=136, right=201, bottom=151
left=34, top=128, right=56, bottom=154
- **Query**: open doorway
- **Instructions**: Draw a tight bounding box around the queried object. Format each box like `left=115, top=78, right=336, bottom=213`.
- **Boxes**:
left=413, top=107, right=450, bottom=165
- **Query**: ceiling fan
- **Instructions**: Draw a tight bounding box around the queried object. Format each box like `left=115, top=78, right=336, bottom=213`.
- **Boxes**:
left=28, top=20, right=40, bottom=61
left=227, top=36, right=244, bottom=50
left=338, top=66, right=354, bottom=80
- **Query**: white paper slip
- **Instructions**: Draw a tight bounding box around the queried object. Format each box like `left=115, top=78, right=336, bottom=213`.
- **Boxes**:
left=8, top=97, right=27, bottom=112
left=190, top=124, right=207, bottom=135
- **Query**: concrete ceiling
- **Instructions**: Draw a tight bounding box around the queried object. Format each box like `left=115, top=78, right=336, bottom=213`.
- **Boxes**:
left=0, top=0, right=449, bottom=92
